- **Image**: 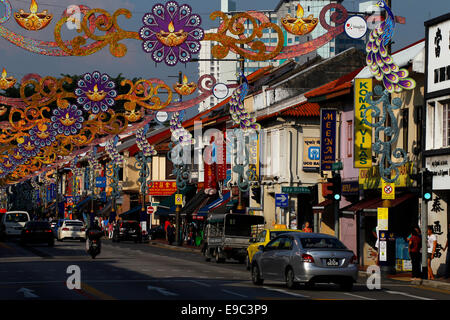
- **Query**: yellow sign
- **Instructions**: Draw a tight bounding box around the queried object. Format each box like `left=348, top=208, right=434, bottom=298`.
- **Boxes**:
left=175, top=194, right=183, bottom=206
left=381, top=180, right=395, bottom=200
left=377, top=207, right=388, bottom=231
left=359, top=162, right=414, bottom=190
left=354, top=78, right=373, bottom=168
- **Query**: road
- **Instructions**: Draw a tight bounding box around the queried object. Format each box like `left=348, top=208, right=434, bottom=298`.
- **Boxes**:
left=0, top=238, right=449, bottom=302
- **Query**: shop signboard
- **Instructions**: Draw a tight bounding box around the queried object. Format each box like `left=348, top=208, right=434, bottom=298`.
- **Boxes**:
left=303, top=137, right=320, bottom=171
left=358, top=162, right=414, bottom=189
left=320, top=109, right=337, bottom=171
left=148, top=181, right=177, bottom=196
left=354, top=78, right=373, bottom=168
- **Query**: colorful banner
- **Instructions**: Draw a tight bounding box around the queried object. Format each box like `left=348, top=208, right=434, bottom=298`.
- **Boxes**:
left=148, top=181, right=177, bottom=196
left=303, top=137, right=321, bottom=170
left=359, top=162, right=414, bottom=190
left=320, top=109, right=337, bottom=171
left=354, top=78, right=373, bottom=168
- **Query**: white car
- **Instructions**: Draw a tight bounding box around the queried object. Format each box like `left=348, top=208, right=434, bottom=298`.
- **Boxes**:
left=57, top=220, right=86, bottom=242
left=1, top=211, right=30, bottom=238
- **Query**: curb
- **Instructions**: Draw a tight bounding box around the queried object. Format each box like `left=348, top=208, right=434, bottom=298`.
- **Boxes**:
left=148, top=241, right=202, bottom=253
left=359, top=271, right=450, bottom=291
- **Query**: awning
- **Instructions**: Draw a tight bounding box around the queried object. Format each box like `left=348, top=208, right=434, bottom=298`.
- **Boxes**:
left=98, top=200, right=112, bottom=217
left=154, top=185, right=196, bottom=217
left=75, top=196, right=91, bottom=211
left=197, top=191, right=231, bottom=215
left=120, top=205, right=141, bottom=221
left=180, top=190, right=211, bottom=216
left=342, top=193, right=416, bottom=215
left=313, top=199, right=333, bottom=213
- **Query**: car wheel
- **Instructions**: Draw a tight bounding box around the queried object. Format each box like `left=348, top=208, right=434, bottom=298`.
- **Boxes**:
left=251, top=264, right=264, bottom=285
left=286, top=268, right=298, bottom=289
left=215, top=250, right=225, bottom=263
left=339, top=280, right=353, bottom=291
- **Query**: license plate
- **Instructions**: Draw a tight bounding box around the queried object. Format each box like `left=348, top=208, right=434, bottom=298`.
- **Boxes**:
left=325, top=258, right=339, bottom=266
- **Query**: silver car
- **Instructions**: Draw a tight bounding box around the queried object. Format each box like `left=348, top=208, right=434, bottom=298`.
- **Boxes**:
left=251, top=232, right=358, bottom=290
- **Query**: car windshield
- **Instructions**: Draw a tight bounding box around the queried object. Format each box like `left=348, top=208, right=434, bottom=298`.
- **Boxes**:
left=6, top=213, right=28, bottom=222
left=270, top=231, right=292, bottom=240
left=300, top=237, right=348, bottom=249
left=26, top=222, right=50, bottom=229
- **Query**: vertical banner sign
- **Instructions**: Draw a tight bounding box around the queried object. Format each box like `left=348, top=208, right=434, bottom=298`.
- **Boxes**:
left=354, top=78, right=373, bottom=168
left=217, top=132, right=227, bottom=181
left=377, top=207, right=389, bottom=231
left=320, top=109, right=337, bottom=171
left=248, top=132, right=259, bottom=181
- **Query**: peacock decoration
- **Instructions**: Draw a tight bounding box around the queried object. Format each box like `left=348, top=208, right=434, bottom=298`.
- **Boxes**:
left=366, top=0, right=415, bottom=93
left=229, top=72, right=260, bottom=131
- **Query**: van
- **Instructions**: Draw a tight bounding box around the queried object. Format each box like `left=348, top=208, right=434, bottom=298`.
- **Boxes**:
left=1, top=211, right=30, bottom=238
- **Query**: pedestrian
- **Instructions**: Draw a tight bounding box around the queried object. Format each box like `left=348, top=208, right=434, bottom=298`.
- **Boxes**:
left=164, top=219, right=171, bottom=241
left=427, top=226, right=437, bottom=280
left=443, top=223, right=450, bottom=279
left=108, top=222, right=114, bottom=239
left=167, top=222, right=175, bottom=245
left=302, top=221, right=312, bottom=233
left=408, top=226, right=422, bottom=281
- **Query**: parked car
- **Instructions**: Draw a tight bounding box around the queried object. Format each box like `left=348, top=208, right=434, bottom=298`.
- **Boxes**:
left=246, top=228, right=303, bottom=269
left=0, top=211, right=30, bottom=239
left=148, top=225, right=166, bottom=240
left=57, top=220, right=86, bottom=242
left=20, top=221, right=54, bottom=246
left=251, top=233, right=358, bottom=291
left=112, top=220, right=142, bottom=243
left=52, top=219, right=65, bottom=238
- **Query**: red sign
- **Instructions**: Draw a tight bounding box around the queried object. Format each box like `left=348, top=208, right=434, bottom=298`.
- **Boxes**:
left=148, top=181, right=177, bottom=196
left=147, top=206, right=154, bottom=214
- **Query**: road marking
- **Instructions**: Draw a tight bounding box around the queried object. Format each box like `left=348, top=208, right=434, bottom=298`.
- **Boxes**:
left=221, top=289, right=247, bottom=298
left=262, top=287, right=309, bottom=298
left=147, top=285, right=178, bottom=296
left=81, top=282, right=116, bottom=300
left=411, top=285, right=450, bottom=295
left=190, top=280, right=211, bottom=287
left=386, top=290, right=434, bottom=300
left=343, top=292, right=376, bottom=300
left=17, top=287, right=39, bottom=298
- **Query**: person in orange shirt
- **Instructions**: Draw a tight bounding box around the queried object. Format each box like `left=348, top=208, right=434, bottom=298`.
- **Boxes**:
left=302, top=221, right=313, bottom=233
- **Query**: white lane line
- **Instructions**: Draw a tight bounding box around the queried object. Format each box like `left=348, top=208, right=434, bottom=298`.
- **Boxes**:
left=343, top=292, right=376, bottom=300
left=190, top=280, right=211, bottom=288
left=263, top=287, right=309, bottom=298
left=386, top=290, right=434, bottom=300
left=147, top=285, right=178, bottom=296
left=221, top=289, right=248, bottom=298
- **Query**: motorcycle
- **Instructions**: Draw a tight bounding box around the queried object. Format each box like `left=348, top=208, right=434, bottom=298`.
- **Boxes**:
left=87, top=230, right=102, bottom=259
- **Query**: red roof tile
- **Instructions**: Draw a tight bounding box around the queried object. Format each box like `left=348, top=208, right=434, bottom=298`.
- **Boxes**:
left=256, top=101, right=320, bottom=122
left=304, top=68, right=362, bottom=99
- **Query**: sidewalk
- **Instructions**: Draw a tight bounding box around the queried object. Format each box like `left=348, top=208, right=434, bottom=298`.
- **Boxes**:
left=147, top=238, right=202, bottom=253
left=359, top=267, right=450, bottom=291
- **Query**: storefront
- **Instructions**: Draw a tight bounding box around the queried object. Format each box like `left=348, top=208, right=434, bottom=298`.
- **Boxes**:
left=423, top=13, right=450, bottom=277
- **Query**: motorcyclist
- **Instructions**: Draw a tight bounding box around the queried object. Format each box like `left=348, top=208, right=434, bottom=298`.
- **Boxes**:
left=86, top=220, right=103, bottom=254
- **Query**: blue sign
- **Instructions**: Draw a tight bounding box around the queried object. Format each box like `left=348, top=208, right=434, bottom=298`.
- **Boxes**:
left=275, top=193, right=288, bottom=208
left=320, top=109, right=337, bottom=171
left=95, top=177, right=106, bottom=188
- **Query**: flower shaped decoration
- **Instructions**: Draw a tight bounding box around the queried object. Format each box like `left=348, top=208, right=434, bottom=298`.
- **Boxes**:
left=75, top=71, right=117, bottom=114
left=51, top=104, right=84, bottom=136
left=17, top=135, right=41, bottom=158
left=140, top=1, right=204, bottom=66
left=29, top=122, right=57, bottom=147
left=9, top=148, right=26, bottom=166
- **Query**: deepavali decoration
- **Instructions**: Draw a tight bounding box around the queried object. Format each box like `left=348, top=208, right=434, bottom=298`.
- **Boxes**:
left=140, top=1, right=204, bottom=66
left=170, top=111, right=194, bottom=146
left=0, top=68, right=16, bottom=90
left=173, top=75, right=197, bottom=96
left=0, top=0, right=350, bottom=63
left=281, top=4, right=318, bottom=36
left=366, top=0, right=415, bottom=93
left=75, top=71, right=117, bottom=114
left=229, top=73, right=260, bottom=131
left=361, top=85, right=408, bottom=183
left=136, top=125, right=157, bottom=157
left=14, top=0, right=53, bottom=31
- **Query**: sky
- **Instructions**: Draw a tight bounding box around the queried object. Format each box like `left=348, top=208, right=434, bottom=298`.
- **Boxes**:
left=0, top=0, right=449, bottom=116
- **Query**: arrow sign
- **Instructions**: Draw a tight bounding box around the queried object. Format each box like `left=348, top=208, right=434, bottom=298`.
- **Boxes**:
left=17, top=288, right=39, bottom=298
left=275, top=193, right=288, bottom=207
left=147, top=286, right=178, bottom=297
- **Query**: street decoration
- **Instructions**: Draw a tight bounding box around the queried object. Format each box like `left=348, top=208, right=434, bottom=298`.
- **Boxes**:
left=136, top=125, right=157, bottom=157
left=361, top=85, right=408, bottom=183
left=170, top=111, right=194, bottom=146
left=0, top=0, right=349, bottom=63
left=365, top=0, right=415, bottom=93
left=281, top=3, right=318, bottom=36
left=173, top=75, right=197, bottom=96
left=75, top=71, right=117, bottom=114
left=50, top=104, right=84, bottom=136
left=0, top=68, right=16, bottom=90
left=229, top=73, right=260, bottom=131
left=14, top=0, right=53, bottom=31
left=140, top=1, right=204, bottom=66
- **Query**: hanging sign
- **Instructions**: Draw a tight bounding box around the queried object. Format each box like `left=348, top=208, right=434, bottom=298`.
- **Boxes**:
left=377, top=207, right=389, bottom=231
left=354, top=78, right=373, bottom=168
left=175, top=194, right=183, bottom=206
left=303, top=137, right=321, bottom=171
left=381, top=180, right=395, bottom=200
left=320, top=109, right=337, bottom=171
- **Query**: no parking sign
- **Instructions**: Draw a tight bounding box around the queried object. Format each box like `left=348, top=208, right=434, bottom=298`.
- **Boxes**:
left=382, top=180, right=395, bottom=200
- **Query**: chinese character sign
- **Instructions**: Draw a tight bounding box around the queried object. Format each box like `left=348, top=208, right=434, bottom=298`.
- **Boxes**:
left=320, top=109, right=336, bottom=171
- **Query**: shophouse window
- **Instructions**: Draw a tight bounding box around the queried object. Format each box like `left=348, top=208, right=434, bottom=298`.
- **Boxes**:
left=444, top=102, right=450, bottom=147
left=347, top=120, right=352, bottom=158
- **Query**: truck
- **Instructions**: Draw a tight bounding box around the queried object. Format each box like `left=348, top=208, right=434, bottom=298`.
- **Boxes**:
left=202, top=213, right=265, bottom=263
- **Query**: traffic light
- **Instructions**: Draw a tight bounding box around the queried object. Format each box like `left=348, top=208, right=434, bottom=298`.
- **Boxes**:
left=251, top=187, right=261, bottom=204
left=422, top=169, right=433, bottom=201
left=326, top=173, right=341, bottom=201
